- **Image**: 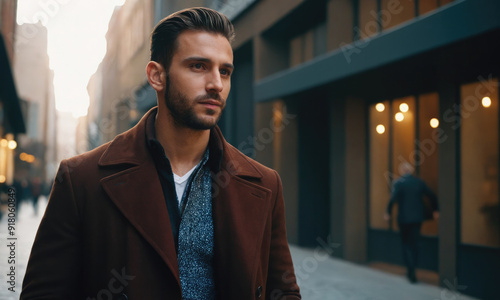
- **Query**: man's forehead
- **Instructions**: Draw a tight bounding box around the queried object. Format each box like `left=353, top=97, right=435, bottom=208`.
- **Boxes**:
left=175, top=30, right=233, bottom=59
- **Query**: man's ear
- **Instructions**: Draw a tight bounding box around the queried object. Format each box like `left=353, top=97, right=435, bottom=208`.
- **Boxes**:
left=146, top=61, right=166, bottom=92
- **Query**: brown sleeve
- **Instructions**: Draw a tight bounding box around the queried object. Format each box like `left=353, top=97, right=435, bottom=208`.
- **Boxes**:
left=265, top=171, right=301, bottom=299
left=21, top=160, right=83, bottom=299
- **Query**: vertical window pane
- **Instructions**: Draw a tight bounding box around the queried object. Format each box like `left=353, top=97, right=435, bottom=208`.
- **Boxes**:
left=419, top=0, right=438, bottom=15
left=440, top=0, right=455, bottom=6
left=381, top=0, right=415, bottom=31
left=418, top=92, right=439, bottom=236
left=392, top=96, right=416, bottom=175
left=358, top=0, right=378, bottom=39
left=370, top=101, right=390, bottom=229
left=461, top=79, right=499, bottom=247
left=391, top=96, right=416, bottom=229
left=289, top=36, right=303, bottom=67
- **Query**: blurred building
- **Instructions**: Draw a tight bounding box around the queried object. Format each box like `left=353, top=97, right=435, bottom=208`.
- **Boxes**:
left=86, top=0, right=155, bottom=147
left=0, top=0, right=26, bottom=186
left=87, top=0, right=499, bottom=298
left=13, top=21, right=57, bottom=189
left=75, top=115, right=88, bottom=155
left=85, top=65, right=103, bottom=150
left=56, top=111, right=77, bottom=162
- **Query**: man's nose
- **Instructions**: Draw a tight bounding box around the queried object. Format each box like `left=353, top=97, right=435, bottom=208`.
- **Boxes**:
left=206, top=70, right=223, bottom=93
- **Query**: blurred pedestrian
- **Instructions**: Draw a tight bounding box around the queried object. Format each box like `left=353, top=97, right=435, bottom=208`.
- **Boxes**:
left=30, top=177, right=43, bottom=216
left=384, top=162, right=439, bottom=283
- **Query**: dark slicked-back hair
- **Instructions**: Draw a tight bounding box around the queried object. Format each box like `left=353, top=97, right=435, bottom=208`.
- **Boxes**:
left=150, top=7, right=235, bottom=70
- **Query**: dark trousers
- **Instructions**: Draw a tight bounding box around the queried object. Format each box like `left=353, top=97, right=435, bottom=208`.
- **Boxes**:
left=399, top=222, right=422, bottom=278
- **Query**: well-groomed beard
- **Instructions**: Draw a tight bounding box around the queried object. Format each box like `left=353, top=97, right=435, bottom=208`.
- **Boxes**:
left=164, top=76, right=225, bottom=130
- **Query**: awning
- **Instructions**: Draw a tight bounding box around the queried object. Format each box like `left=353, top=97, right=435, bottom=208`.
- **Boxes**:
left=0, top=33, right=26, bottom=134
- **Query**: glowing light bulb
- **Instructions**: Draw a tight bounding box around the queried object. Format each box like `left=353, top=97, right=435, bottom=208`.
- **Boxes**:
left=395, top=112, right=404, bottom=122
left=7, top=140, right=17, bottom=150
left=375, top=103, right=385, bottom=112
left=430, top=118, right=439, bottom=128
left=399, top=103, right=409, bottom=113
left=376, top=124, right=385, bottom=134
left=482, top=97, right=492, bottom=108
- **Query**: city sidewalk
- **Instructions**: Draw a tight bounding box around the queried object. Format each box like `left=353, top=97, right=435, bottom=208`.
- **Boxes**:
left=0, top=197, right=46, bottom=300
left=290, top=245, right=478, bottom=300
left=0, top=198, right=479, bottom=300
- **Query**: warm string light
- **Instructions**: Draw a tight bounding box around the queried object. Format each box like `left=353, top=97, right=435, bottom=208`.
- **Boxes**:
left=376, top=124, right=385, bottom=134
left=7, top=140, right=17, bottom=150
left=482, top=97, right=492, bottom=108
left=376, top=103, right=385, bottom=112
left=20, top=152, right=36, bottom=163
left=399, top=103, right=409, bottom=113
left=395, top=112, right=404, bottom=122
left=430, top=118, right=439, bottom=128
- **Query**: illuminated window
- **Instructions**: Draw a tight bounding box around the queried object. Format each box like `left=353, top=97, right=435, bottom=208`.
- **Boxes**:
left=369, top=94, right=439, bottom=236
left=369, top=100, right=390, bottom=229
left=418, top=93, right=439, bottom=236
left=461, top=79, right=499, bottom=247
left=381, top=0, right=415, bottom=31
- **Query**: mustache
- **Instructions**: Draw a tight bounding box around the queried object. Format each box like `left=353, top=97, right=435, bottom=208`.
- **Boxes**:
left=196, top=93, right=223, bottom=102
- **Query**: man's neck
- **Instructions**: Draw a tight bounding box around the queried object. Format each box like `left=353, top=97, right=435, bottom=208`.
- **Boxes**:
left=155, top=109, right=210, bottom=177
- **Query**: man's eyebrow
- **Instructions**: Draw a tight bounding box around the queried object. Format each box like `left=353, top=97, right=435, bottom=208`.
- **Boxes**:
left=184, top=56, right=234, bottom=70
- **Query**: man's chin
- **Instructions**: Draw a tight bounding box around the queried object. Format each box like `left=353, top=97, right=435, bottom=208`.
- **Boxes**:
left=184, top=116, right=220, bottom=130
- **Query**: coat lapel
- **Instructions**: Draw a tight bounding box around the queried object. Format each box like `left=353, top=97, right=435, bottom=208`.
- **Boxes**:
left=212, top=135, right=273, bottom=296
left=98, top=108, right=180, bottom=287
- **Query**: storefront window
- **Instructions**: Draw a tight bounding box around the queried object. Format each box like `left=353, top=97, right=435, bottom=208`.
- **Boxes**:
left=369, top=100, right=390, bottom=229
left=358, top=0, right=378, bottom=39
left=461, top=79, right=499, bottom=247
left=389, top=96, right=416, bottom=230
left=381, top=0, right=415, bottom=31
left=418, top=93, right=439, bottom=236
left=358, top=0, right=455, bottom=40
left=419, top=0, right=438, bottom=15
left=370, top=94, right=439, bottom=235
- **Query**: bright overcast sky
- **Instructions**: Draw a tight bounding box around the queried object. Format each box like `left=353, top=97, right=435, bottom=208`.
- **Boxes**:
left=17, top=0, right=126, bottom=117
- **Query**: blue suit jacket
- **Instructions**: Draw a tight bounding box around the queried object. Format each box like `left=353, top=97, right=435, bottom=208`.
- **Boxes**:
left=387, top=174, right=438, bottom=224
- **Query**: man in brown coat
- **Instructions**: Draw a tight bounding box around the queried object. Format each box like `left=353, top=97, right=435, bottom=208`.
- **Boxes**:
left=21, top=7, right=300, bottom=300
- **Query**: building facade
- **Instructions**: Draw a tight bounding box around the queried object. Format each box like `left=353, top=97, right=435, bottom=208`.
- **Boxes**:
left=0, top=0, right=26, bottom=187
left=13, top=22, right=57, bottom=189
left=87, top=0, right=499, bottom=298
left=87, top=0, right=155, bottom=146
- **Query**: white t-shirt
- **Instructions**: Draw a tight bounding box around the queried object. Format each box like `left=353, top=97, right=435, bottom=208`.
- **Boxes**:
left=173, top=164, right=199, bottom=206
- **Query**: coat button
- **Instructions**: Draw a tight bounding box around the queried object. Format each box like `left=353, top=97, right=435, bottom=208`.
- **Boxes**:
left=256, top=285, right=262, bottom=298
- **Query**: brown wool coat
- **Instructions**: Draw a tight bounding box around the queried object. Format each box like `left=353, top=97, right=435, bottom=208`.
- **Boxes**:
left=21, top=108, right=301, bottom=300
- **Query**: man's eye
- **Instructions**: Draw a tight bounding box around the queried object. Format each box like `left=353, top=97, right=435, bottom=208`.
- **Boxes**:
left=220, top=69, right=231, bottom=76
left=192, top=63, right=204, bottom=70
